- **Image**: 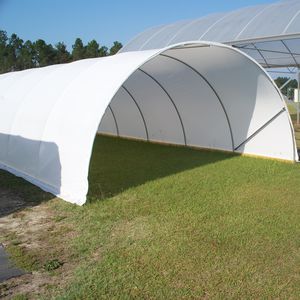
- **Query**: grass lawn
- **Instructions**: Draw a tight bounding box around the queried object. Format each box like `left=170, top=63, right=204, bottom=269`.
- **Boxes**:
left=1, top=135, right=300, bottom=299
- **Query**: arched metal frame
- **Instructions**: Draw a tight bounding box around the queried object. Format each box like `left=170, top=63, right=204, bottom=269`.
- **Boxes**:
left=251, top=43, right=270, bottom=68
left=121, top=85, right=149, bottom=141
left=108, top=105, right=119, bottom=137
left=281, top=40, right=299, bottom=67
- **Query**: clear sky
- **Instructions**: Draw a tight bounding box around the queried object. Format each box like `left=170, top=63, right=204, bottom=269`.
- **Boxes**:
left=0, top=0, right=276, bottom=49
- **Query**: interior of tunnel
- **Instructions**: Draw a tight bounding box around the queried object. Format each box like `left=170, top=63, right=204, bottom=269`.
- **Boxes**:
left=98, top=44, right=296, bottom=161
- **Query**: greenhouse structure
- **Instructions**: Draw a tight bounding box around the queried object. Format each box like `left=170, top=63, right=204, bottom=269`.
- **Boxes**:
left=0, top=0, right=299, bottom=205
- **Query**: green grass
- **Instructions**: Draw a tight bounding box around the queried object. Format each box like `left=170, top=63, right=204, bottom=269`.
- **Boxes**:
left=3, top=135, right=300, bottom=298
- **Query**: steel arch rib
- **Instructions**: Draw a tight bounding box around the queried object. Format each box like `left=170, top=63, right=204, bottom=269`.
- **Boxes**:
left=235, top=46, right=300, bottom=56
left=198, top=12, right=233, bottom=40
left=137, top=68, right=187, bottom=146
left=108, top=105, right=119, bottom=137
left=251, top=43, right=270, bottom=68
left=121, top=85, right=149, bottom=141
left=234, top=108, right=286, bottom=151
left=283, top=10, right=300, bottom=34
left=166, top=18, right=202, bottom=47
left=281, top=40, right=299, bottom=67
left=160, top=53, right=235, bottom=151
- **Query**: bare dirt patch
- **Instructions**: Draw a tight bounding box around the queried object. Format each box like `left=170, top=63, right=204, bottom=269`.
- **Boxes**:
left=0, top=190, right=77, bottom=299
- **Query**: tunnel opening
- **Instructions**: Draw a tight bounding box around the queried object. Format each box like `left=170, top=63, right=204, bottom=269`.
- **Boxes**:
left=98, top=43, right=296, bottom=161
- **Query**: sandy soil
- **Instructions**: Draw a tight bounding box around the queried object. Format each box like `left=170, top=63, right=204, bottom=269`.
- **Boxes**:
left=0, top=189, right=76, bottom=299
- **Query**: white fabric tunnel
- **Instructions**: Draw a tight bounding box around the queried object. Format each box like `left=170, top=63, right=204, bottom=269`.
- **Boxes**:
left=0, top=42, right=297, bottom=205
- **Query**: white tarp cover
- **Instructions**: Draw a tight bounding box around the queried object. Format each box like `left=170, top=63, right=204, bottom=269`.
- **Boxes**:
left=0, top=42, right=297, bottom=205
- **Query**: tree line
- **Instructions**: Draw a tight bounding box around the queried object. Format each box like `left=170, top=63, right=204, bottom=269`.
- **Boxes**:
left=0, top=30, right=122, bottom=74
left=0, top=29, right=298, bottom=95
left=274, top=77, right=298, bottom=98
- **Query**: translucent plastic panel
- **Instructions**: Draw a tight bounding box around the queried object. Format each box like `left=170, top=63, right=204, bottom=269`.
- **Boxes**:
left=140, top=20, right=190, bottom=51
left=121, top=0, right=300, bottom=54
left=284, top=38, right=300, bottom=54
left=254, top=40, right=289, bottom=52
left=165, top=13, right=226, bottom=46
left=238, top=40, right=298, bottom=67
left=109, top=87, right=147, bottom=140
left=120, top=25, right=166, bottom=53
left=98, top=107, right=117, bottom=136
left=283, top=38, right=300, bottom=65
left=265, top=56, right=296, bottom=67
left=294, top=56, right=300, bottom=66
left=239, top=48, right=266, bottom=64
left=123, top=69, right=185, bottom=145
left=253, top=41, right=292, bottom=67
left=285, top=7, right=300, bottom=34
left=239, top=1, right=300, bottom=40
left=202, top=5, right=266, bottom=42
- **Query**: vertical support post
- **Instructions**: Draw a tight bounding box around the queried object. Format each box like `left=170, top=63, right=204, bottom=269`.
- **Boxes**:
left=296, top=68, right=300, bottom=125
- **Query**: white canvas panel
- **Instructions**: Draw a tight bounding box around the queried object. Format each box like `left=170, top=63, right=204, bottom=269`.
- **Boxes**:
left=123, top=69, right=185, bottom=145
left=237, top=111, right=295, bottom=161
left=0, top=66, right=61, bottom=163
left=141, top=55, right=232, bottom=150
left=163, top=46, right=285, bottom=148
left=109, top=87, right=148, bottom=140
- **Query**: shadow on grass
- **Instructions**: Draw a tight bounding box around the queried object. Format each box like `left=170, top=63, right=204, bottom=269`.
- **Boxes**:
left=87, top=135, right=236, bottom=203
left=0, top=134, right=236, bottom=212
left=0, top=170, right=54, bottom=218
left=0, top=133, right=60, bottom=218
